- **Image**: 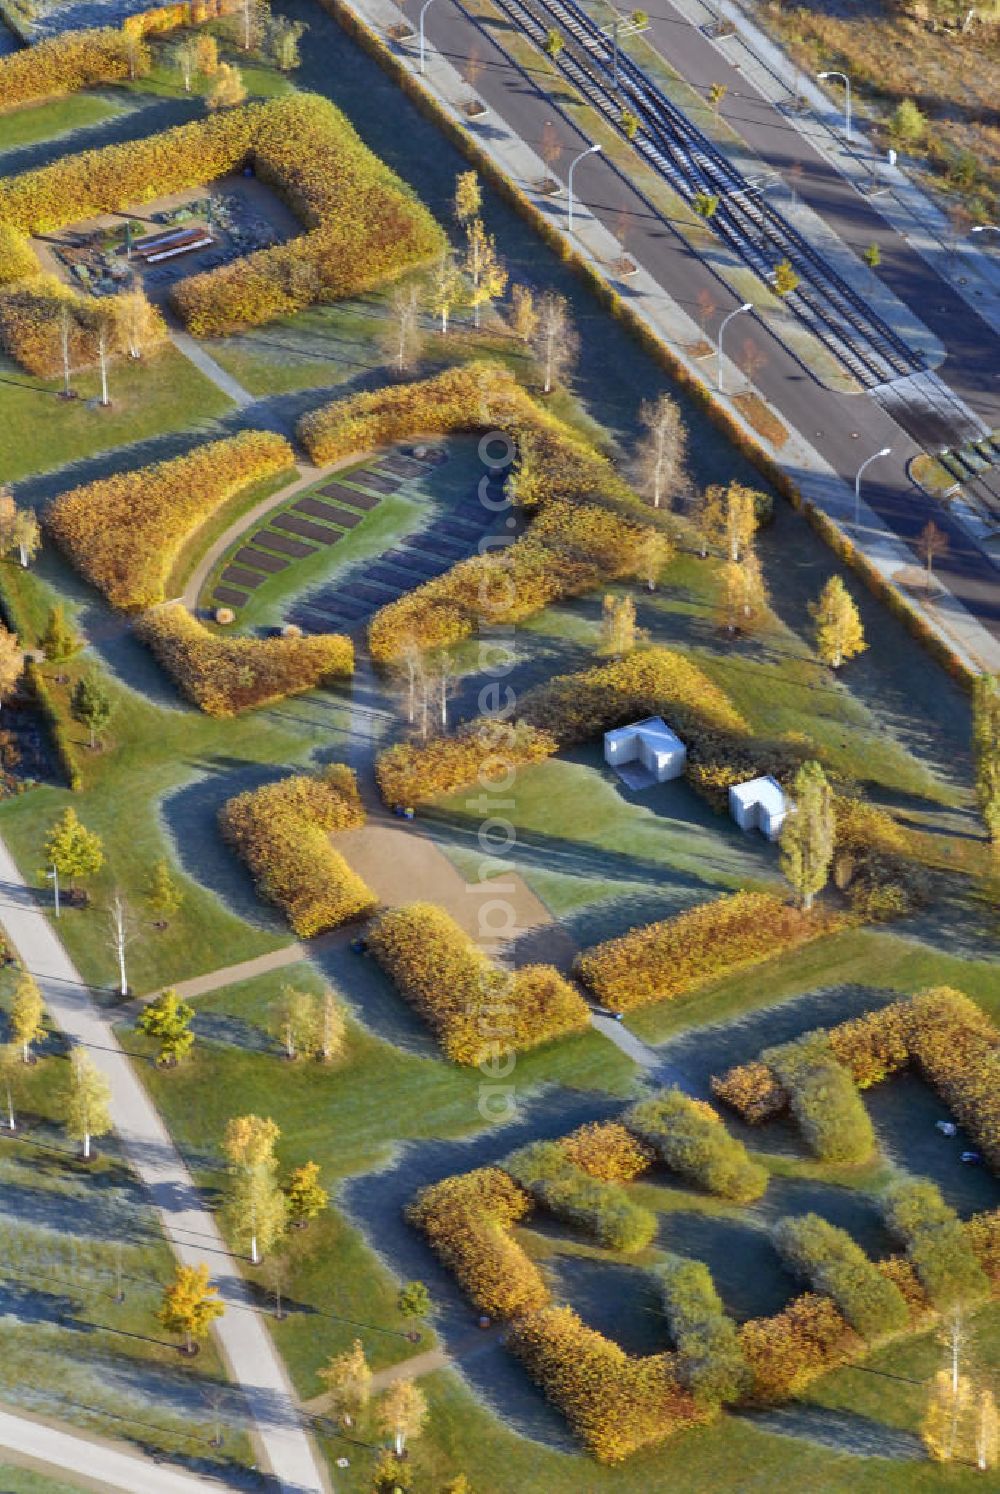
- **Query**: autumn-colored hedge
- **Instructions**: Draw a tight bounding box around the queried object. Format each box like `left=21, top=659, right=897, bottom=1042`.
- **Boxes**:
left=739, top=1291, right=862, bottom=1402
left=375, top=718, right=558, bottom=807
left=560, top=1121, right=653, bottom=1182
left=406, top=1167, right=549, bottom=1319
left=122, top=0, right=240, bottom=36
left=0, top=226, right=38, bottom=288
left=833, top=795, right=928, bottom=922
left=655, top=1255, right=749, bottom=1407
left=135, top=603, right=352, bottom=716
left=762, top=1031, right=875, bottom=1164
left=297, top=364, right=669, bottom=664
left=520, top=645, right=747, bottom=747
left=712, top=986, right=1000, bottom=1171
left=46, top=432, right=293, bottom=610
left=773, top=1213, right=909, bottom=1341
left=0, top=276, right=168, bottom=379
left=505, top=1305, right=702, bottom=1463
left=366, top=902, right=588, bottom=1065
left=504, top=1140, right=657, bottom=1253
left=624, top=1089, right=768, bottom=1203
left=0, top=95, right=442, bottom=338
left=218, top=763, right=374, bottom=936
left=0, top=29, right=150, bottom=112
left=575, top=891, right=833, bottom=1013
left=880, top=1177, right=989, bottom=1311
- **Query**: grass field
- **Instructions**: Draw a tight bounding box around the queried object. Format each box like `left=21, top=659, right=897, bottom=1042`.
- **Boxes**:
left=0, top=92, right=125, bottom=152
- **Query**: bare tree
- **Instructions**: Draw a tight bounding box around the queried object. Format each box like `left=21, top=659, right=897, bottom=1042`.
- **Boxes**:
left=383, top=283, right=422, bottom=372
left=172, top=35, right=200, bottom=92
left=540, top=119, right=563, bottom=178
left=106, top=890, right=139, bottom=999
left=917, top=519, right=949, bottom=580
left=529, top=291, right=578, bottom=394
left=695, top=286, right=718, bottom=334
left=634, top=391, right=688, bottom=508
left=739, top=336, right=767, bottom=385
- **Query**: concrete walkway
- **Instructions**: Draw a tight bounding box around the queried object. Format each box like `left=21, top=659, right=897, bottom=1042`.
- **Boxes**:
left=0, top=835, right=330, bottom=1494
left=0, top=1402, right=238, bottom=1494
left=169, top=329, right=255, bottom=410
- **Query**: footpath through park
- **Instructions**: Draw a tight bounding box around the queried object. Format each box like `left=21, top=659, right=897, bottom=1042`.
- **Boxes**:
left=0, top=833, right=330, bottom=1494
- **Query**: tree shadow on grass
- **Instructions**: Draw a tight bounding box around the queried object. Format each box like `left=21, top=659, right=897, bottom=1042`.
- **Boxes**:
left=308, top=941, right=441, bottom=1063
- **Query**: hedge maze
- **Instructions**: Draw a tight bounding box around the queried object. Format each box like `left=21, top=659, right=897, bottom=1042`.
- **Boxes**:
left=408, top=1000, right=1000, bottom=1462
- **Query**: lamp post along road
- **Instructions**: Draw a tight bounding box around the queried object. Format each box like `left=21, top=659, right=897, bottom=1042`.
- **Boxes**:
left=854, top=447, right=892, bottom=526
left=818, top=69, right=852, bottom=142
left=418, top=0, right=436, bottom=74
left=567, top=142, right=601, bottom=233
left=46, top=866, right=59, bottom=919
left=717, top=302, right=753, bottom=393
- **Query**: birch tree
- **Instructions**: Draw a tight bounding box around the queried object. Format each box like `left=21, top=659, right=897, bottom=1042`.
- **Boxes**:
left=972, top=673, right=1000, bottom=846
left=464, top=219, right=507, bottom=329
left=63, top=1047, right=112, bottom=1160
left=106, top=890, right=138, bottom=999
left=779, top=760, right=834, bottom=910
left=528, top=290, right=578, bottom=394
left=634, top=391, right=687, bottom=508
left=429, top=252, right=462, bottom=336
left=10, top=973, right=44, bottom=1064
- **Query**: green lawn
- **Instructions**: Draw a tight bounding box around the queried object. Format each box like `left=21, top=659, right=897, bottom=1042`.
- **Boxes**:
left=128, top=961, right=637, bottom=1391
left=0, top=349, right=233, bottom=485
left=0, top=91, right=124, bottom=151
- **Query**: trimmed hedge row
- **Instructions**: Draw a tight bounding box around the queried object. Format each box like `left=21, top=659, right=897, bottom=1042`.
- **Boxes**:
left=762, top=1031, right=875, bottom=1164
left=712, top=986, right=1000, bottom=1171
left=219, top=764, right=374, bottom=936
left=575, top=891, right=833, bottom=1013
left=0, top=275, right=169, bottom=378
left=0, top=225, right=39, bottom=288
left=655, top=1254, right=749, bottom=1407
left=560, top=1121, right=653, bottom=1181
left=739, top=1291, right=862, bottom=1402
left=772, top=1213, right=910, bottom=1341
left=624, top=1089, right=768, bottom=1203
left=375, top=718, right=557, bottom=808
left=505, top=1305, right=701, bottom=1464
left=297, top=364, right=670, bottom=664
left=135, top=603, right=352, bottom=717
left=46, top=432, right=293, bottom=610
left=366, top=902, right=589, bottom=1065
left=880, top=1177, right=989, bottom=1310
left=405, top=1167, right=549, bottom=1319
left=504, top=1139, right=657, bottom=1253
left=833, top=795, right=928, bottom=923
left=0, top=29, right=150, bottom=113
left=0, top=95, right=442, bottom=338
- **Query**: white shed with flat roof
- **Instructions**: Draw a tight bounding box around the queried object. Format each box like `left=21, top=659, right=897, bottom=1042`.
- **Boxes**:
left=604, top=717, right=687, bottom=783
left=729, top=774, right=789, bottom=841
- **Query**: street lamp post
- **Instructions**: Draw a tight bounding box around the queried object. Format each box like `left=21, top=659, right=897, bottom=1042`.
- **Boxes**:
left=817, top=69, right=852, bottom=142
left=567, top=143, right=601, bottom=233
left=717, top=302, right=753, bottom=394
left=418, top=0, right=436, bottom=74
left=46, top=865, right=59, bottom=919
left=854, top=447, right=891, bottom=526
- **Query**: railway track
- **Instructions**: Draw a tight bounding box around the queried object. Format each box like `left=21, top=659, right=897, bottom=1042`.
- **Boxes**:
left=486, top=0, right=985, bottom=443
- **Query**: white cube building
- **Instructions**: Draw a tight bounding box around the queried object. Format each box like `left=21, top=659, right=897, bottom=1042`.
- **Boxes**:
left=603, top=717, right=687, bottom=782
left=729, top=774, right=789, bottom=842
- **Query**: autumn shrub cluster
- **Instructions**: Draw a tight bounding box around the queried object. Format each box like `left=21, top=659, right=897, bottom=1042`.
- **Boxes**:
left=219, top=763, right=374, bottom=936
left=405, top=1167, right=549, bottom=1319
left=880, top=1177, right=989, bottom=1310
left=655, top=1255, right=749, bottom=1407
left=762, top=1031, right=875, bottom=1164
left=713, top=986, right=1000, bottom=1170
left=574, top=891, right=831, bottom=1013
left=122, top=0, right=240, bottom=36
left=375, top=718, right=557, bottom=807
left=773, top=1214, right=909, bottom=1341
left=624, top=1088, right=768, bottom=1203
left=46, top=432, right=293, bottom=610
left=504, top=1139, right=656, bottom=1253
left=135, top=603, right=352, bottom=717
left=833, top=796, right=928, bottom=922
left=0, top=29, right=150, bottom=112
left=739, top=1292, right=862, bottom=1401
left=367, top=902, right=588, bottom=1065
left=297, top=364, right=669, bottom=663
left=0, top=95, right=442, bottom=338
left=560, top=1121, right=653, bottom=1181
left=0, top=276, right=168, bottom=379
left=505, top=1305, right=701, bottom=1463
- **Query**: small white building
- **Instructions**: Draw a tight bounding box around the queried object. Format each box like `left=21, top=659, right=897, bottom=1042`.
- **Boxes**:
left=729, top=774, right=790, bottom=842
left=603, top=717, right=687, bottom=783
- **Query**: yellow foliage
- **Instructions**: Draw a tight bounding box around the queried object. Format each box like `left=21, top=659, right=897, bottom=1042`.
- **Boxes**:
left=0, top=29, right=150, bottom=112
left=46, top=431, right=293, bottom=609
left=219, top=764, right=376, bottom=936
left=134, top=603, right=353, bottom=716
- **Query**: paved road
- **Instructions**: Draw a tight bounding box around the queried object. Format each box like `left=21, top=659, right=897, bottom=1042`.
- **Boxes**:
left=0, top=836, right=329, bottom=1494
left=639, top=0, right=1000, bottom=436
left=423, top=0, right=1000, bottom=645
left=0, top=1403, right=239, bottom=1494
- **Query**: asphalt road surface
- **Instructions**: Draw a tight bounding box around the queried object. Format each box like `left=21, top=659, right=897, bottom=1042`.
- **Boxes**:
left=424, top=0, right=1000, bottom=645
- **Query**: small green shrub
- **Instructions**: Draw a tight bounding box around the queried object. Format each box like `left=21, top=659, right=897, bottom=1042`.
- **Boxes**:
left=655, top=1254, right=749, bottom=1406
left=773, top=1213, right=909, bottom=1341
left=624, top=1089, right=767, bottom=1203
